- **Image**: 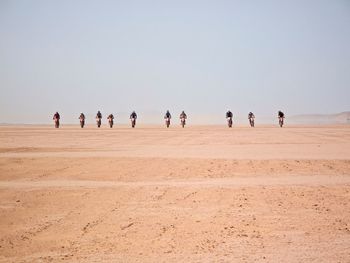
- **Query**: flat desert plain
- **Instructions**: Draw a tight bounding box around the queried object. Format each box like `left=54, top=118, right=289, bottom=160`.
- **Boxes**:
left=0, top=124, right=350, bottom=262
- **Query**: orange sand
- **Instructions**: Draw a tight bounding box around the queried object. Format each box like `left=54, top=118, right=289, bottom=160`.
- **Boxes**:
left=0, top=125, right=349, bottom=262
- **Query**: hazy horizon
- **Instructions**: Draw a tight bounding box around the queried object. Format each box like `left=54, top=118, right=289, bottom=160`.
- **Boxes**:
left=0, top=110, right=349, bottom=125
left=1, top=0, right=349, bottom=124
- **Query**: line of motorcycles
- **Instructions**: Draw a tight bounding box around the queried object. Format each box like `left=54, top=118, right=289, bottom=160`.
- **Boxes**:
left=54, top=116, right=157, bottom=128
left=76, top=116, right=179, bottom=129
left=54, top=116, right=285, bottom=128
left=226, top=116, right=256, bottom=128
left=79, top=116, right=116, bottom=129
left=226, top=116, right=285, bottom=128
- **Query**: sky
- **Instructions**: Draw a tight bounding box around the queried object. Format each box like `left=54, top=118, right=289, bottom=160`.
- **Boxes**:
left=0, top=0, right=349, bottom=124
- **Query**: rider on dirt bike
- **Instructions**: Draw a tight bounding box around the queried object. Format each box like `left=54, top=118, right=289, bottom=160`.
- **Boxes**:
left=164, top=110, right=171, bottom=128
left=107, top=114, right=114, bottom=128
left=79, top=113, right=85, bottom=128
left=226, top=110, right=233, bottom=128
left=130, top=111, right=137, bottom=128
left=180, top=111, right=187, bottom=128
left=248, top=112, right=255, bottom=127
left=96, top=111, right=102, bottom=128
left=278, top=111, right=285, bottom=127
left=53, top=112, right=60, bottom=128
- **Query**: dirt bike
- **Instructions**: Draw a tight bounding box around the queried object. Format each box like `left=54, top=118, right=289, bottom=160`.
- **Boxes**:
left=249, top=117, right=255, bottom=127
left=227, top=117, right=232, bottom=128
left=79, top=118, right=85, bottom=128
left=279, top=117, right=284, bottom=127
left=180, top=117, right=186, bottom=128
left=131, top=118, right=136, bottom=128
left=108, top=118, right=114, bottom=128
left=165, top=117, right=170, bottom=128
left=96, top=117, right=102, bottom=128
left=54, top=118, right=59, bottom=128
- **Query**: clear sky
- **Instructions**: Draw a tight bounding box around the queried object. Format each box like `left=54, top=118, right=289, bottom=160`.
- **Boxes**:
left=0, top=0, right=349, bottom=124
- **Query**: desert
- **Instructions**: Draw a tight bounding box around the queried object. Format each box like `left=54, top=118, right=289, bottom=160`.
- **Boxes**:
left=0, top=124, right=349, bottom=262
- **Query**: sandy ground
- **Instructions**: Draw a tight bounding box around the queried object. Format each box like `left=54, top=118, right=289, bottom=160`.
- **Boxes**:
left=0, top=124, right=349, bottom=262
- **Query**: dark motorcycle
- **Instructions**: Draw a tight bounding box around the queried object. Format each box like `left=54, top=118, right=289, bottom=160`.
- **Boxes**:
left=108, top=117, right=114, bottom=128
left=249, top=117, right=255, bottom=127
left=54, top=118, right=60, bottom=128
left=180, top=117, right=186, bottom=128
left=131, top=118, right=136, bottom=128
left=227, top=117, right=233, bottom=128
left=279, top=117, right=284, bottom=127
left=96, top=117, right=102, bottom=128
left=165, top=117, right=171, bottom=128
left=79, top=117, right=85, bottom=128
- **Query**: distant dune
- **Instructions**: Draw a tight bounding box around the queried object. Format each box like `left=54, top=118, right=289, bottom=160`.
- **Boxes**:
left=288, top=111, right=350, bottom=124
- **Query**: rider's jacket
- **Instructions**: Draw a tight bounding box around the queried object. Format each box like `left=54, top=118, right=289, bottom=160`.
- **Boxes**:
left=180, top=113, right=187, bottom=119
left=226, top=111, right=233, bottom=118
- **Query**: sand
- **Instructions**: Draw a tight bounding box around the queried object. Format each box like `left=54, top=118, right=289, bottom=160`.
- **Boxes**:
left=0, top=124, right=349, bottom=262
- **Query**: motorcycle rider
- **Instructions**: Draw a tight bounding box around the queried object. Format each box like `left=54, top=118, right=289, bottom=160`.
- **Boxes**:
left=248, top=112, right=255, bottom=127
left=164, top=110, right=172, bottom=119
left=226, top=110, right=233, bottom=128
left=79, top=113, right=85, bottom=128
left=278, top=111, right=285, bottom=127
left=130, top=111, right=137, bottom=128
left=164, top=110, right=171, bottom=128
left=53, top=112, right=60, bottom=128
left=107, top=114, right=114, bottom=128
left=96, top=111, right=102, bottom=128
left=180, top=111, right=187, bottom=127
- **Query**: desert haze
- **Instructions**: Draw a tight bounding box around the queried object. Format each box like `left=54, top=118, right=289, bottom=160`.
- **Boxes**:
left=0, top=124, right=349, bottom=262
